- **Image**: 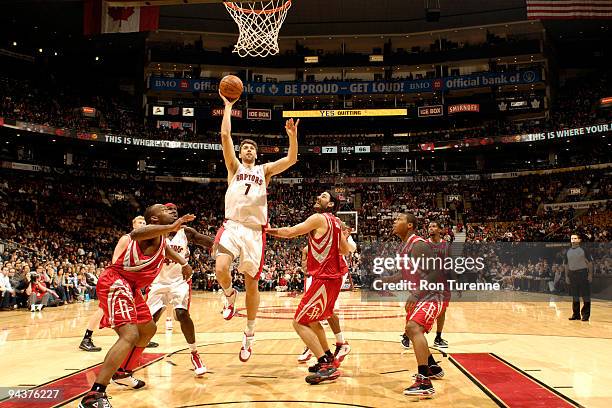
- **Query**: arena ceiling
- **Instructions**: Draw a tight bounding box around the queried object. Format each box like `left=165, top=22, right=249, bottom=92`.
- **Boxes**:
left=157, top=0, right=528, bottom=36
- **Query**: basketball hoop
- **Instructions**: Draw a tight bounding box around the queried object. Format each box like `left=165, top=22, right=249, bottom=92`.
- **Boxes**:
left=224, top=0, right=292, bottom=58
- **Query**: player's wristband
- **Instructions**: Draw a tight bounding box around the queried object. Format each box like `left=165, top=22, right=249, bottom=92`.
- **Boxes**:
left=180, top=262, right=189, bottom=267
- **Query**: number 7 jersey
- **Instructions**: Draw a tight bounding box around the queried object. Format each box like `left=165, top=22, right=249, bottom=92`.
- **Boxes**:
left=225, top=163, right=268, bottom=226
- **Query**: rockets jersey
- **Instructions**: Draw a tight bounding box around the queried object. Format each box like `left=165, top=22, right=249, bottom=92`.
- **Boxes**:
left=427, top=238, right=450, bottom=259
left=307, top=212, right=343, bottom=280
left=153, top=228, right=190, bottom=285
left=225, top=163, right=267, bottom=226
left=398, top=234, right=428, bottom=284
left=107, top=235, right=167, bottom=289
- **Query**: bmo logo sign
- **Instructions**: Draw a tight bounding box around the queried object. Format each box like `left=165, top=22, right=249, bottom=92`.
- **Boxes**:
left=154, top=79, right=178, bottom=89
left=179, top=80, right=189, bottom=90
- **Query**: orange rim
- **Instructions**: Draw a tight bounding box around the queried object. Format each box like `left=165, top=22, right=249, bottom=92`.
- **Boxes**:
left=224, top=0, right=291, bottom=15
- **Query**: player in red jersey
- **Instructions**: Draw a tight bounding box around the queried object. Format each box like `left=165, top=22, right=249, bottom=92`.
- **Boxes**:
left=427, top=220, right=452, bottom=348
left=267, top=191, right=351, bottom=385
left=79, top=216, right=147, bottom=353
left=79, top=205, right=195, bottom=408
left=391, top=213, right=445, bottom=398
left=400, top=220, right=452, bottom=350
left=297, top=222, right=354, bottom=364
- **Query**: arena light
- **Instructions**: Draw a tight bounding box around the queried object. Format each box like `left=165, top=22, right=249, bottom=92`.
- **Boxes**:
left=12, top=41, right=17, bottom=46
left=304, top=56, right=318, bottom=63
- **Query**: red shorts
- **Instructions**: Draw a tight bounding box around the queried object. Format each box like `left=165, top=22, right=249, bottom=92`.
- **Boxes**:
left=97, top=270, right=152, bottom=329
left=294, top=277, right=343, bottom=324
left=406, top=293, right=446, bottom=333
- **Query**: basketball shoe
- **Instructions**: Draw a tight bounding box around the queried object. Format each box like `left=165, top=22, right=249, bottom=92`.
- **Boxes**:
left=401, top=333, right=411, bottom=349
left=223, top=289, right=237, bottom=320
left=428, top=362, right=445, bottom=379
left=298, top=347, right=313, bottom=363
left=433, top=337, right=448, bottom=348
left=78, top=391, right=112, bottom=408
left=191, top=350, right=206, bottom=376
left=308, top=357, right=340, bottom=372
left=305, top=362, right=341, bottom=385
left=239, top=332, right=254, bottom=362
left=403, top=374, right=435, bottom=397
left=333, top=342, right=351, bottom=363
left=111, top=369, right=146, bottom=389
left=79, top=338, right=102, bottom=352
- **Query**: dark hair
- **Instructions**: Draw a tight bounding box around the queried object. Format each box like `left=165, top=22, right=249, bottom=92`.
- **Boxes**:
left=144, top=204, right=163, bottom=224
left=570, top=232, right=582, bottom=240
left=429, top=219, right=443, bottom=228
left=403, top=212, right=418, bottom=230
left=326, top=191, right=339, bottom=214
left=240, top=139, right=258, bottom=152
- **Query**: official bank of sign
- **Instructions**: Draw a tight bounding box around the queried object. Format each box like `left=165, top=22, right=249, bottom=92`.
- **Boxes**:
left=282, top=109, right=407, bottom=118
left=149, top=70, right=540, bottom=96
left=418, top=105, right=444, bottom=117
left=448, top=104, right=480, bottom=114
left=382, top=145, right=410, bottom=153
left=247, top=108, right=271, bottom=120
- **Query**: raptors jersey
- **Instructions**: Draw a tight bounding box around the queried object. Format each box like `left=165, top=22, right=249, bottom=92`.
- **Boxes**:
left=307, top=212, right=343, bottom=280
left=225, top=163, right=267, bottom=226
left=154, top=228, right=190, bottom=285
left=107, top=236, right=167, bottom=289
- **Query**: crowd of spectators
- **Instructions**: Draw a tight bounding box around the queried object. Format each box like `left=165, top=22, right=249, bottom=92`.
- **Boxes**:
left=1, top=163, right=610, bottom=311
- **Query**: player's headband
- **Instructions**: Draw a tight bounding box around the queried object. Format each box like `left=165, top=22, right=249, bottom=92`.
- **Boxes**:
left=164, top=203, right=177, bottom=208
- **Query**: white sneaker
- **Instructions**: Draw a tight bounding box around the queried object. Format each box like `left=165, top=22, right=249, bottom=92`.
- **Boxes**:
left=297, top=347, right=313, bottom=363
left=191, top=351, right=207, bottom=376
left=334, top=342, right=351, bottom=363
left=239, top=332, right=254, bottom=362
left=222, top=289, right=237, bottom=320
left=30, top=304, right=36, bottom=312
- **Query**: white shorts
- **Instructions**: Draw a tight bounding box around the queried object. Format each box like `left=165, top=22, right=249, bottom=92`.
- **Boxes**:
left=146, top=280, right=191, bottom=317
left=304, top=274, right=348, bottom=311
left=215, top=219, right=265, bottom=279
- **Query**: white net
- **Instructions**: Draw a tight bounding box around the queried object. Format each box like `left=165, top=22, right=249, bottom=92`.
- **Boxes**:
left=224, top=0, right=292, bottom=58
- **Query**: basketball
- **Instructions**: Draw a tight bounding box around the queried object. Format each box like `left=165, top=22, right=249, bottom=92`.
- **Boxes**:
left=219, top=75, right=243, bottom=101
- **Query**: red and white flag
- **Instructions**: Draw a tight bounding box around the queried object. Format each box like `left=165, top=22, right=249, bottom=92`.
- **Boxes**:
left=527, top=0, right=612, bottom=20
left=84, top=0, right=159, bottom=34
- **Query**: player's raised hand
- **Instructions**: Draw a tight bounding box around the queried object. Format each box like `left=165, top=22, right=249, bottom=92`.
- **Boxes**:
left=285, top=118, right=299, bottom=138
left=219, top=90, right=235, bottom=107
left=172, top=214, right=196, bottom=231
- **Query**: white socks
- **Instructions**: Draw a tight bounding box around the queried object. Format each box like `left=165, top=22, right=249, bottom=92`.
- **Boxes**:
left=246, top=320, right=256, bottom=336
left=335, top=332, right=345, bottom=344
left=189, top=343, right=197, bottom=352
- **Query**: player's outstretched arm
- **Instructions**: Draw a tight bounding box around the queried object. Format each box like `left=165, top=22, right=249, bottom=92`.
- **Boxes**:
left=184, top=226, right=214, bottom=248
left=264, top=118, right=299, bottom=180
left=267, top=213, right=323, bottom=239
left=129, top=214, right=196, bottom=241
left=219, top=91, right=240, bottom=177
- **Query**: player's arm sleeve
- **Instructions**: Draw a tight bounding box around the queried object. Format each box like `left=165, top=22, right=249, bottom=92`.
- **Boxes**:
left=346, top=235, right=357, bottom=253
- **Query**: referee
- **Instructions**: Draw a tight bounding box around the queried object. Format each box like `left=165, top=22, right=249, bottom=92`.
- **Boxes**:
left=564, top=233, right=594, bottom=321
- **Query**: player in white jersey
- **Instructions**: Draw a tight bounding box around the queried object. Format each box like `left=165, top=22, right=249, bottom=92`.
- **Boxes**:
left=146, top=203, right=213, bottom=376
left=79, top=216, right=146, bottom=353
left=298, top=223, right=355, bottom=364
left=215, top=90, right=299, bottom=362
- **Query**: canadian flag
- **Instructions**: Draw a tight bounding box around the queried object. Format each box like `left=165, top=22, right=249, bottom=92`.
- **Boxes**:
left=84, top=0, right=159, bottom=34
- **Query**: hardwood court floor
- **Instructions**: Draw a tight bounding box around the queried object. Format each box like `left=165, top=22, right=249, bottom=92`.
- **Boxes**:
left=1, top=290, right=611, bottom=407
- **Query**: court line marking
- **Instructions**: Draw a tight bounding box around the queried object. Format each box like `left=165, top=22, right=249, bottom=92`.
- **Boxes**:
left=240, top=375, right=279, bottom=379
left=379, top=369, right=410, bottom=375
left=490, top=353, right=584, bottom=408
left=448, top=355, right=508, bottom=408
left=176, top=400, right=375, bottom=408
